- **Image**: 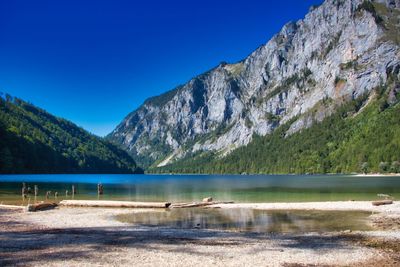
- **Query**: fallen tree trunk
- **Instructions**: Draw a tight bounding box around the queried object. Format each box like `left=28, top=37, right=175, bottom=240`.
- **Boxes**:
left=171, top=201, right=234, bottom=208
left=0, top=204, right=25, bottom=210
left=26, top=202, right=58, bottom=212
left=372, top=200, right=393, bottom=206
left=59, top=200, right=171, bottom=208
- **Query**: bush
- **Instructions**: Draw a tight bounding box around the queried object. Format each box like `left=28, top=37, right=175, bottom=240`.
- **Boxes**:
left=379, top=162, right=389, bottom=173
left=391, top=161, right=400, bottom=173
left=334, top=76, right=346, bottom=86
left=361, top=162, right=369, bottom=174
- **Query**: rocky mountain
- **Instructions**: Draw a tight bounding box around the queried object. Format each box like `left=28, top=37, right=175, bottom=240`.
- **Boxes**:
left=109, top=0, right=400, bottom=170
left=0, top=94, right=141, bottom=174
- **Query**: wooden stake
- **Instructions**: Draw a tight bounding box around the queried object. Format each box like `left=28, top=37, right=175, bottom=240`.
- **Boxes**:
left=21, top=182, right=27, bottom=196
left=34, top=185, right=38, bottom=196
left=97, top=183, right=104, bottom=195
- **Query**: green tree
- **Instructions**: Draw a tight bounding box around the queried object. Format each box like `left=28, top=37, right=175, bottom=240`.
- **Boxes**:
left=0, top=147, right=13, bottom=172
left=391, top=161, right=400, bottom=173
left=379, top=162, right=389, bottom=173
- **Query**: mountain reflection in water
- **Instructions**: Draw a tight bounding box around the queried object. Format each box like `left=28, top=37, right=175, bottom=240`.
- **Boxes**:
left=117, top=208, right=372, bottom=233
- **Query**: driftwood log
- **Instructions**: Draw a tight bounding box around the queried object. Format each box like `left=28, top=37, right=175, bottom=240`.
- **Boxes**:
left=202, top=197, right=213, bottom=202
left=171, top=201, right=234, bottom=208
left=372, top=200, right=393, bottom=206
left=26, top=202, right=58, bottom=212
left=59, top=200, right=171, bottom=208
left=0, top=204, right=25, bottom=210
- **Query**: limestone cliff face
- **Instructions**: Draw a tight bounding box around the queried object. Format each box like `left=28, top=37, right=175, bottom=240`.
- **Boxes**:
left=109, top=0, right=400, bottom=167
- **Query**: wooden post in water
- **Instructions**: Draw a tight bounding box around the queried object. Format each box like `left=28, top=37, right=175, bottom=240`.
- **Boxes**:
left=21, top=183, right=27, bottom=200
left=54, top=192, right=58, bottom=198
left=21, top=183, right=27, bottom=195
left=46, top=191, right=50, bottom=200
left=34, top=185, right=38, bottom=196
left=97, top=183, right=104, bottom=196
left=66, top=190, right=69, bottom=197
left=72, top=185, right=76, bottom=198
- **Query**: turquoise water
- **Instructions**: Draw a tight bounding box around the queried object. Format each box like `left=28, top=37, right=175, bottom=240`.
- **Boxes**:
left=0, top=174, right=399, bottom=205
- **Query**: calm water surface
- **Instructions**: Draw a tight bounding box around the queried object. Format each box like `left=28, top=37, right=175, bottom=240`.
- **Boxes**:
left=0, top=174, right=399, bottom=205
left=117, top=209, right=373, bottom=233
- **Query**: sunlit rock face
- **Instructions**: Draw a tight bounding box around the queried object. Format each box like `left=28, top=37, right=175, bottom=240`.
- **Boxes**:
left=109, top=0, right=400, bottom=167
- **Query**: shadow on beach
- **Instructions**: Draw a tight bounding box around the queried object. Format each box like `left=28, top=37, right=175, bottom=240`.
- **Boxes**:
left=0, top=223, right=361, bottom=266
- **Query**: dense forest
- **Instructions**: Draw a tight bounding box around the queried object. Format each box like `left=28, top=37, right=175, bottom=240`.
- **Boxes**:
left=152, top=73, right=400, bottom=175
left=0, top=94, right=142, bottom=174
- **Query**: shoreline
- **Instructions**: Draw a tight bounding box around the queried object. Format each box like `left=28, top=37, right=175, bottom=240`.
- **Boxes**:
left=211, top=201, right=400, bottom=212
left=1, top=201, right=399, bottom=266
left=1, top=200, right=399, bottom=213
left=352, top=173, right=400, bottom=177
left=2, top=172, right=400, bottom=177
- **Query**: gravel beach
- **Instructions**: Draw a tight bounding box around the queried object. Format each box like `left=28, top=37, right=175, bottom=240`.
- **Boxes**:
left=0, top=201, right=399, bottom=266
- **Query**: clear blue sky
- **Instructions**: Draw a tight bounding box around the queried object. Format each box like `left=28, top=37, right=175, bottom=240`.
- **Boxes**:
left=0, top=0, right=321, bottom=136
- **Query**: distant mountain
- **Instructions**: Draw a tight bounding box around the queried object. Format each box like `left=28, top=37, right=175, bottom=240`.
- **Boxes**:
left=109, top=0, right=400, bottom=173
left=0, top=94, right=142, bottom=174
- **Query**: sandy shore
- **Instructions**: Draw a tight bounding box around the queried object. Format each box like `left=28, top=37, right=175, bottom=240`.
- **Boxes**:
left=352, top=173, right=400, bottom=177
left=0, top=201, right=399, bottom=266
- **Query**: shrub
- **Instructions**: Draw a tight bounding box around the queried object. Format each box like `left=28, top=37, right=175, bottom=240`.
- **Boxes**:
left=361, top=162, right=369, bottom=174
left=391, top=161, right=400, bottom=173
left=334, top=76, right=346, bottom=86
left=379, top=162, right=389, bottom=173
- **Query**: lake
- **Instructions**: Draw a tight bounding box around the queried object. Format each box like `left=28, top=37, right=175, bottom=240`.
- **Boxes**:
left=0, top=174, right=399, bottom=205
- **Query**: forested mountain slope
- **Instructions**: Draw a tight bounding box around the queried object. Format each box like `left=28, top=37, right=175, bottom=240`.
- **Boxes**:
left=0, top=94, right=141, bottom=174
